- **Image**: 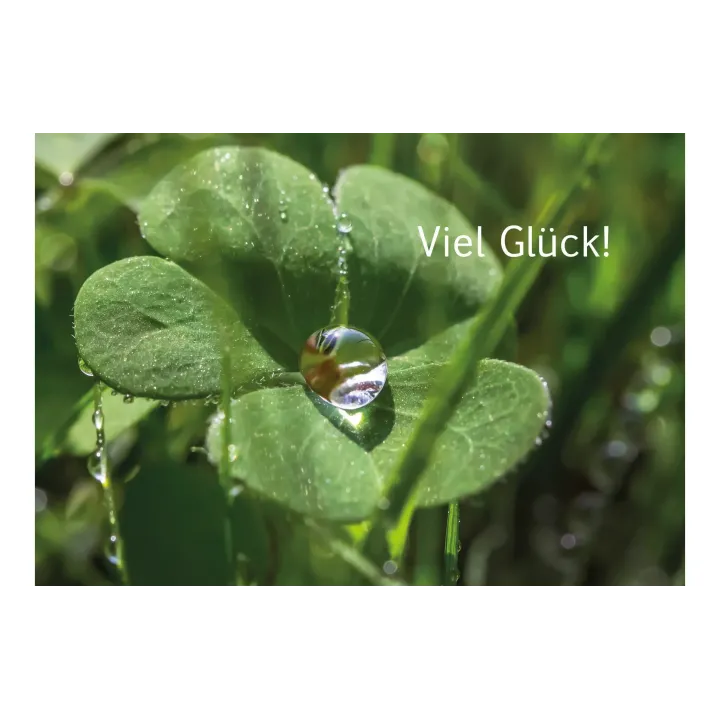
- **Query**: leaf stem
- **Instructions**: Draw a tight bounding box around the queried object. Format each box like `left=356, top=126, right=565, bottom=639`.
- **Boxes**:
left=443, top=502, right=460, bottom=585
left=369, top=134, right=396, bottom=168
left=92, top=383, right=128, bottom=584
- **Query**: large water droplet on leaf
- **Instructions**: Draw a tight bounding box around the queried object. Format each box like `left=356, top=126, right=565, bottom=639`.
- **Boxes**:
left=300, top=326, right=387, bottom=410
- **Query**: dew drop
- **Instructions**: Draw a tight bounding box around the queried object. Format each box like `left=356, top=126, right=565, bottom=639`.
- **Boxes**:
left=87, top=449, right=104, bottom=482
left=300, top=326, right=387, bottom=410
left=78, top=357, right=94, bottom=377
left=92, top=409, right=104, bottom=431
left=280, top=210, right=288, bottom=222
left=123, top=394, right=134, bottom=404
left=337, top=214, right=353, bottom=234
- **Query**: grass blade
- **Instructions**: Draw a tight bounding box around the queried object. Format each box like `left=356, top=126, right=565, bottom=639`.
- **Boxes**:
left=382, top=134, right=611, bottom=561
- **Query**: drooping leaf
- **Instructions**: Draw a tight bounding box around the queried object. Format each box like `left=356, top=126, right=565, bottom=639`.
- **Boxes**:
left=335, top=165, right=503, bottom=354
left=35, top=133, right=118, bottom=177
left=74, top=256, right=282, bottom=399
left=138, top=146, right=339, bottom=359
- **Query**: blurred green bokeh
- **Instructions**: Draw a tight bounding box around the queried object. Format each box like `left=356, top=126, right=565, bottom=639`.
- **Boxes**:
left=35, top=133, right=684, bottom=586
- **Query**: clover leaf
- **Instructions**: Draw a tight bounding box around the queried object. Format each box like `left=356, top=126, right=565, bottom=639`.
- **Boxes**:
left=73, top=146, right=550, bottom=519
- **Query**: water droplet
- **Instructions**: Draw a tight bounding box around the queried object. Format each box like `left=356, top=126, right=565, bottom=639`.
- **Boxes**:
left=78, top=357, right=94, bottom=377
left=160, top=400, right=170, bottom=407
left=92, top=409, right=104, bottom=431
left=87, top=449, right=104, bottom=482
left=59, top=171, right=74, bottom=186
left=123, top=394, right=134, bottom=404
left=337, top=214, right=352, bottom=234
left=280, top=210, right=288, bottom=222
left=105, top=534, right=119, bottom=565
left=383, top=560, right=398, bottom=575
left=300, top=326, right=387, bottom=410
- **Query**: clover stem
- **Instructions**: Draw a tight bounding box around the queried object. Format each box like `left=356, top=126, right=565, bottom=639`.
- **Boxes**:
left=90, top=382, right=128, bottom=584
left=443, top=502, right=460, bottom=585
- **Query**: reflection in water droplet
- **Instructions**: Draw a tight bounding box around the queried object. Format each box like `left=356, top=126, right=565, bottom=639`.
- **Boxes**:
left=78, top=357, right=94, bottom=377
left=337, top=214, right=352, bottom=234
left=123, top=394, right=134, bottom=404
left=300, top=326, right=387, bottom=410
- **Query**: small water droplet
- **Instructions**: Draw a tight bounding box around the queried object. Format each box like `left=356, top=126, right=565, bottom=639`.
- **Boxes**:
left=383, top=560, right=398, bottom=575
left=337, top=214, right=352, bottom=234
left=279, top=210, right=288, bottom=222
left=123, top=394, right=134, bottom=404
left=78, top=357, right=94, bottom=377
left=300, top=326, right=387, bottom=410
left=160, top=400, right=170, bottom=407
left=92, top=409, right=104, bottom=431
left=87, top=450, right=103, bottom=482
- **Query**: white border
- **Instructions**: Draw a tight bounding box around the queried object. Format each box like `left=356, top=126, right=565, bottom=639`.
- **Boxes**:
left=4, top=2, right=711, bottom=717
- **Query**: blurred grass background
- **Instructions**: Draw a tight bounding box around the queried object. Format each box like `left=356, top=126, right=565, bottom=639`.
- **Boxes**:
left=35, top=133, right=685, bottom=585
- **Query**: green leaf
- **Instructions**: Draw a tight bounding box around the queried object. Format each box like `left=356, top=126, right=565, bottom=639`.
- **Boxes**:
left=375, top=358, right=549, bottom=506
left=82, top=134, right=240, bottom=212
left=138, top=146, right=339, bottom=358
left=74, top=256, right=282, bottom=399
left=335, top=165, right=503, bottom=354
left=121, top=459, right=231, bottom=585
left=207, top=356, right=549, bottom=519
left=206, top=387, right=382, bottom=522
left=35, top=133, right=118, bottom=177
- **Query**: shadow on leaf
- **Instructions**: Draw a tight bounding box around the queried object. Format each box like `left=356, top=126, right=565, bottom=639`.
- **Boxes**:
left=304, top=381, right=395, bottom=452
